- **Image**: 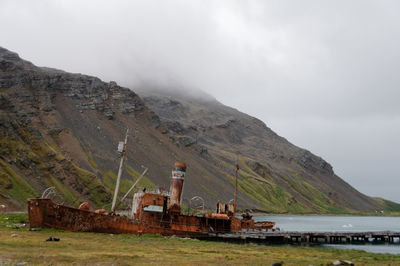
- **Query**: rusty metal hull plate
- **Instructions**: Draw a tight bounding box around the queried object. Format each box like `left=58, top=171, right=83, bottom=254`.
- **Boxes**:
left=28, top=198, right=274, bottom=236
left=28, top=198, right=142, bottom=234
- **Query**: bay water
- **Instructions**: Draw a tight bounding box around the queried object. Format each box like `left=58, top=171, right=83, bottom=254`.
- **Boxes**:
left=254, top=215, right=400, bottom=254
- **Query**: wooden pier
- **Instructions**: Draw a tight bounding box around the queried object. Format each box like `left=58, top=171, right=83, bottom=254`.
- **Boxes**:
left=208, top=230, right=400, bottom=244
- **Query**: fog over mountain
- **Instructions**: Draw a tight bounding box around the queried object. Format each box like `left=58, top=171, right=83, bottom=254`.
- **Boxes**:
left=1, top=0, right=399, bottom=202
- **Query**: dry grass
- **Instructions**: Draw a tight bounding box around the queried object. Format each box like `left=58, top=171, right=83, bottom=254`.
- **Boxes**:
left=1, top=213, right=400, bottom=265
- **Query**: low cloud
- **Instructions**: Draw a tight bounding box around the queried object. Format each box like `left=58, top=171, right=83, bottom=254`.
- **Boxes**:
left=1, top=0, right=399, bottom=201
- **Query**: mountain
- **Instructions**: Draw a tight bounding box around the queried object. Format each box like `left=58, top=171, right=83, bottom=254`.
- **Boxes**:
left=136, top=88, right=400, bottom=214
left=0, top=47, right=398, bottom=213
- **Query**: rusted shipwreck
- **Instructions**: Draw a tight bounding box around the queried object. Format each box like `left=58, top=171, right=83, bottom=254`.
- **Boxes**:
left=28, top=130, right=274, bottom=236
left=28, top=161, right=275, bottom=236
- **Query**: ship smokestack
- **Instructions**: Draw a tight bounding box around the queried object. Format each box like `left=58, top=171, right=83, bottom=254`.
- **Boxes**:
left=168, top=162, right=186, bottom=213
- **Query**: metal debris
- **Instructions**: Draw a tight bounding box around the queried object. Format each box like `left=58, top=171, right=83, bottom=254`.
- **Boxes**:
left=28, top=162, right=275, bottom=236
left=46, top=236, right=60, bottom=242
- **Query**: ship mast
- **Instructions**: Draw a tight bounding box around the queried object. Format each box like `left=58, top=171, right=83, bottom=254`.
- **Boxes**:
left=233, top=153, right=239, bottom=216
left=111, top=128, right=129, bottom=212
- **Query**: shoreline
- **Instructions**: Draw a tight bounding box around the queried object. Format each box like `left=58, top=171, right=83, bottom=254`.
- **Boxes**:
left=249, top=212, right=400, bottom=217
left=1, top=213, right=400, bottom=263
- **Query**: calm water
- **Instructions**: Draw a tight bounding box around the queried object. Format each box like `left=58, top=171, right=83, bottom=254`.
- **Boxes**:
left=255, top=215, right=400, bottom=254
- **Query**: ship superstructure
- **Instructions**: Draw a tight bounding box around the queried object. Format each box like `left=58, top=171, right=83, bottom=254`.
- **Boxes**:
left=28, top=130, right=274, bottom=236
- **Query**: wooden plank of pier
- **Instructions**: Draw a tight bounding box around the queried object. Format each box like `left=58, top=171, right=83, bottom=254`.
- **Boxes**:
left=209, top=230, right=400, bottom=244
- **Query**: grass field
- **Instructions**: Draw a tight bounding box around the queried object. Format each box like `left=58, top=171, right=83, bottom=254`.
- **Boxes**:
left=1, top=213, right=400, bottom=265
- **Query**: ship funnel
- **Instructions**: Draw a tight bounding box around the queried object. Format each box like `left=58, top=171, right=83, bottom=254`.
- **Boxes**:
left=168, top=162, right=186, bottom=213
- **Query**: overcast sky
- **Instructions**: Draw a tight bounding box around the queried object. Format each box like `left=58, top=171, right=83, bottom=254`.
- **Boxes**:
left=1, top=0, right=399, bottom=202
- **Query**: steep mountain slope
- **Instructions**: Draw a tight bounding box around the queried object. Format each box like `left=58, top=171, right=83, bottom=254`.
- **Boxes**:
left=0, top=47, right=398, bottom=213
left=138, top=88, right=400, bottom=213
left=0, top=47, right=258, bottom=211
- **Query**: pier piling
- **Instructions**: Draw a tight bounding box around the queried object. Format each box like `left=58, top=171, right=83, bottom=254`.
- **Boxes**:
left=209, top=230, right=400, bottom=245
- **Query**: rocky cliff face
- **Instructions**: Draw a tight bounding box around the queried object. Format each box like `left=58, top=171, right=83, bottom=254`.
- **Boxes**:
left=0, top=47, right=258, bottom=211
left=137, top=88, right=398, bottom=213
left=0, top=47, right=397, bottom=213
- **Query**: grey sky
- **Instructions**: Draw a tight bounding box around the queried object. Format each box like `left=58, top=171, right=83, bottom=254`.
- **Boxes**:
left=1, top=0, right=399, bottom=202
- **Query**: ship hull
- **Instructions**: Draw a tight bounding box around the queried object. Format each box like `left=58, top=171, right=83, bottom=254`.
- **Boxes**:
left=28, top=198, right=274, bottom=236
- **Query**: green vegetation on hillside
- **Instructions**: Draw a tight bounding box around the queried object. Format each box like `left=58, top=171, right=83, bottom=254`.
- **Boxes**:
left=79, top=140, right=100, bottom=170
left=2, top=47, right=400, bottom=215
left=101, top=165, right=155, bottom=209
left=220, top=155, right=341, bottom=213
left=0, top=116, right=113, bottom=208
left=71, top=165, right=111, bottom=207
left=47, top=175, right=76, bottom=205
left=214, top=153, right=400, bottom=215
left=0, top=159, right=39, bottom=202
left=373, top=197, right=400, bottom=214
left=126, top=164, right=156, bottom=189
